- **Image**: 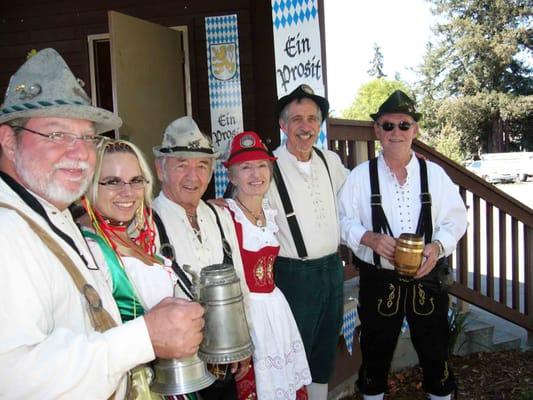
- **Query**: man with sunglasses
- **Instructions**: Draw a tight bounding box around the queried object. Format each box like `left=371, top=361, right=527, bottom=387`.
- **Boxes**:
left=339, top=90, right=467, bottom=400
left=0, top=48, right=204, bottom=399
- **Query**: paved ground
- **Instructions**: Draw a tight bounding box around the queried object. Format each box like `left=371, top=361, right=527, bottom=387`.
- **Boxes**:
left=495, top=179, right=533, bottom=209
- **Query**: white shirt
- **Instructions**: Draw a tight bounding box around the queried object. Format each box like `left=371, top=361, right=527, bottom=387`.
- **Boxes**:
left=152, top=192, right=248, bottom=301
left=265, top=145, right=349, bottom=259
left=226, top=198, right=279, bottom=251
left=0, top=178, right=154, bottom=399
left=86, top=235, right=176, bottom=312
left=339, top=153, right=468, bottom=270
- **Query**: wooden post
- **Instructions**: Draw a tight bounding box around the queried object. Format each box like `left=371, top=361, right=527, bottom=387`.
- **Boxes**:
left=525, top=225, right=533, bottom=345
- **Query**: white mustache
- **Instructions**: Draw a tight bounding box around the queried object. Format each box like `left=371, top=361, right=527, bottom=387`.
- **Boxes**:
left=53, top=160, right=90, bottom=171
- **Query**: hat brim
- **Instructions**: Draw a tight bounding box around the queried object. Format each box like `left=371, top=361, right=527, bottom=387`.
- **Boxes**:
left=0, top=103, right=122, bottom=134
left=370, top=111, right=422, bottom=122
left=152, top=146, right=220, bottom=159
left=222, top=150, right=277, bottom=168
left=276, top=93, right=329, bottom=124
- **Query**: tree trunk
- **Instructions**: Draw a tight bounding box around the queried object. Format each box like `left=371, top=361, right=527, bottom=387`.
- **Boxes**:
left=488, top=115, right=504, bottom=152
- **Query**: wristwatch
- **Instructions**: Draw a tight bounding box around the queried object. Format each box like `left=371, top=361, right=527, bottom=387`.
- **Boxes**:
left=433, top=240, right=445, bottom=258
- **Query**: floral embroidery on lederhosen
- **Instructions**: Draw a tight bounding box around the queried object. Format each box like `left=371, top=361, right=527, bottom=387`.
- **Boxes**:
left=377, top=283, right=402, bottom=316
left=412, top=283, right=435, bottom=316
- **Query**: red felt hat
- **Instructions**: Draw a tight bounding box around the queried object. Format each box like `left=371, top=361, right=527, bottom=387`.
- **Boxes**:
left=223, top=131, right=277, bottom=168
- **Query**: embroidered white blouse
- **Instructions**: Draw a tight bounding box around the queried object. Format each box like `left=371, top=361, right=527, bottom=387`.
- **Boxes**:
left=226, top=198, right=279, bottom=251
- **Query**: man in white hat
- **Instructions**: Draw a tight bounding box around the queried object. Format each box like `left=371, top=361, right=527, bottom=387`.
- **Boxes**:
left=0, top=48, right=204, bottom=399
left=152, top=115, right=248, bottom=399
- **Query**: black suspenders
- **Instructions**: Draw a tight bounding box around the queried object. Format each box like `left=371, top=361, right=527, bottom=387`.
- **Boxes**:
left=272, top=147, right=334, bottom=259
left=152, top=210, right=194, bottom=300
left=369, top=158, right=393, bottom=267
left=368, top=157, right=433, bottom=267
left=153, top=205, right=234, bottom=300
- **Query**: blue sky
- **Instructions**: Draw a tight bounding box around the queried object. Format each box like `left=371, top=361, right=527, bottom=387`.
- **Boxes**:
left=324, top=0, right=435, bottom=116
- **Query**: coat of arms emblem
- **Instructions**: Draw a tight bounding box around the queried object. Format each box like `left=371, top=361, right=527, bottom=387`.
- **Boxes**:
left=210, top=43, right=237, bottom=81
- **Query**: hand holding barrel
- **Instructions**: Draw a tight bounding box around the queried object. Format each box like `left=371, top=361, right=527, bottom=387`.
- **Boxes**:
left=414, top=241, right=441, bottom=279
left=361, top=231, right=397, bottom=262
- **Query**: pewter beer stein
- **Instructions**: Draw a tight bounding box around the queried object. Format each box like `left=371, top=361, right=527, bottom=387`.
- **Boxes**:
left=196, top=264, right=253, bottom=364
left=150, top=355, right=215, bottom=396
left=150, top=271, right=215, bottom=396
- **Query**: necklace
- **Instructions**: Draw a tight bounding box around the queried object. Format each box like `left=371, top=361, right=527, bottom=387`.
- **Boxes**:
left=235, top=197, right=264, bottom=227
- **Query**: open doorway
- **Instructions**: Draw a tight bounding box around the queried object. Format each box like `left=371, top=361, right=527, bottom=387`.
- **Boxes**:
left=87, top=24, right=192, bottom=136
left=87, top=13, right=193, bottom=197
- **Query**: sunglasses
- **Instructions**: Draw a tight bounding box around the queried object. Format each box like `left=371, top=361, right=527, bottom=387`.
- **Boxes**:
left=376, top=121, right=416, bottom=131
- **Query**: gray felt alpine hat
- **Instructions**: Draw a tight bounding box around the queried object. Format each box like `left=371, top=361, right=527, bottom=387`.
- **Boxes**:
left=153, top=116, right=219, bottom=159
left=0, top=48, right=122, bottom=134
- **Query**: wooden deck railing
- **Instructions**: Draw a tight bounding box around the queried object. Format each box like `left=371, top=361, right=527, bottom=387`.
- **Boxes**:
left=328, top=118, right=533, bottom=334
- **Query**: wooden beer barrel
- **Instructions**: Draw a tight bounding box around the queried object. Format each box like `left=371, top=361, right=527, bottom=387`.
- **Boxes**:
left=394, top=233, right=424, bottom=276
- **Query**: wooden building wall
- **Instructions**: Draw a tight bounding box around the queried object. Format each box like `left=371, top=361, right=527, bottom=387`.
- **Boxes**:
left=0, top=1, right=359, bottom=392
left=0, top=0, right=279, bottom=145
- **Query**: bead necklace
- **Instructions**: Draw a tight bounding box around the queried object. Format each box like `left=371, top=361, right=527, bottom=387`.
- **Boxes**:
left=235, top=197, right=264, bottom=227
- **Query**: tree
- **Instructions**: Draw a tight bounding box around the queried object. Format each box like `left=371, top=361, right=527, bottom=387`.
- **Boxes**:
left=417, top=0, right=533, bottom=154
left=342, top=78, right=410, bottom=121
left=367, top=43, right=386, bottom=78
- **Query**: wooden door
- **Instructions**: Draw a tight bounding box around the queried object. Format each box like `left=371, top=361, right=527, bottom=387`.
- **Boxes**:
left=108, top=11, right=186, bottom=177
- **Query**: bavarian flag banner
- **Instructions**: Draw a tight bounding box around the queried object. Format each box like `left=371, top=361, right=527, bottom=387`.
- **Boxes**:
left=271, top=0, right=327, bottom=148
left=205, top=14, right=244, bottom=197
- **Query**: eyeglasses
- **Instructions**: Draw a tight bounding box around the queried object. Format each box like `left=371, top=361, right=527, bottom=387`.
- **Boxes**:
left=98, top=177, right=149, bottom=190
left=376, top=121, right=416, bottom=132
left=10, top=125, right=104, bottom=147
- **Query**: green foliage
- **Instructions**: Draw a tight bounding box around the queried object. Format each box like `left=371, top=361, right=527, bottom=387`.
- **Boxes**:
left=342, top=79, right=411, bottom=120
left=26, top=49, right=38, bottom=60
left=419, top=123, right=467, bottom=162
left=367, top=43, right=386, bottom=78
left=515, top=386, right=533, bottom=400
left=448, top=306, right=468, bottom=356
left=417, top=0, right=533, bottom=153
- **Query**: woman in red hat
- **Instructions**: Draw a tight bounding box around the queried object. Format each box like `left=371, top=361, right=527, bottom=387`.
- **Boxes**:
left=222, top=131, right=311, bottom=400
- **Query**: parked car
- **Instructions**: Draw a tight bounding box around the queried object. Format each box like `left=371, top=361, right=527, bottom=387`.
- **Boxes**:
left=466, top=160, right=517, bottom=183
left=480, top=152, right=533, bottom=182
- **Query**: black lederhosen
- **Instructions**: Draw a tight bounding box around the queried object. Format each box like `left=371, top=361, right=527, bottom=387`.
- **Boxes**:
left=356, top=259, right=455, bottom=396
left=357, top=158, right=456, bottom=396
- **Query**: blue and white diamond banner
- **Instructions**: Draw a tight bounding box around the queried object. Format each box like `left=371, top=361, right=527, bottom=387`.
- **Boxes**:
left=205, top=14, right=244, bottom=197
left=271, top=0, right=327, bottom=149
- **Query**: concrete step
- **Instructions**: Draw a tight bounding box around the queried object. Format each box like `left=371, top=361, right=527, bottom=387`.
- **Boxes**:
left=454, top=319, right=494, bottom=355
left=390, top=331, right=418, bottom=371
left=491, top=329, right=522, bottom=352
left=390, top=316, right=505, bottom=369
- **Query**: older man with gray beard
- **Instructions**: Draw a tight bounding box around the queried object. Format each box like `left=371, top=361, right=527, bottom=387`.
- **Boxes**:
left=0, top=48, right=204, bottom=399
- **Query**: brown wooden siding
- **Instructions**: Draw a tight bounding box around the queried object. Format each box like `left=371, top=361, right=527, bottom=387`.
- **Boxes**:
left=0, top=0, right=278, bottom=144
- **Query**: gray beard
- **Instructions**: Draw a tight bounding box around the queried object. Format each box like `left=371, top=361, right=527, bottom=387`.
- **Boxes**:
left=14, top=154, right=91, bottom=208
